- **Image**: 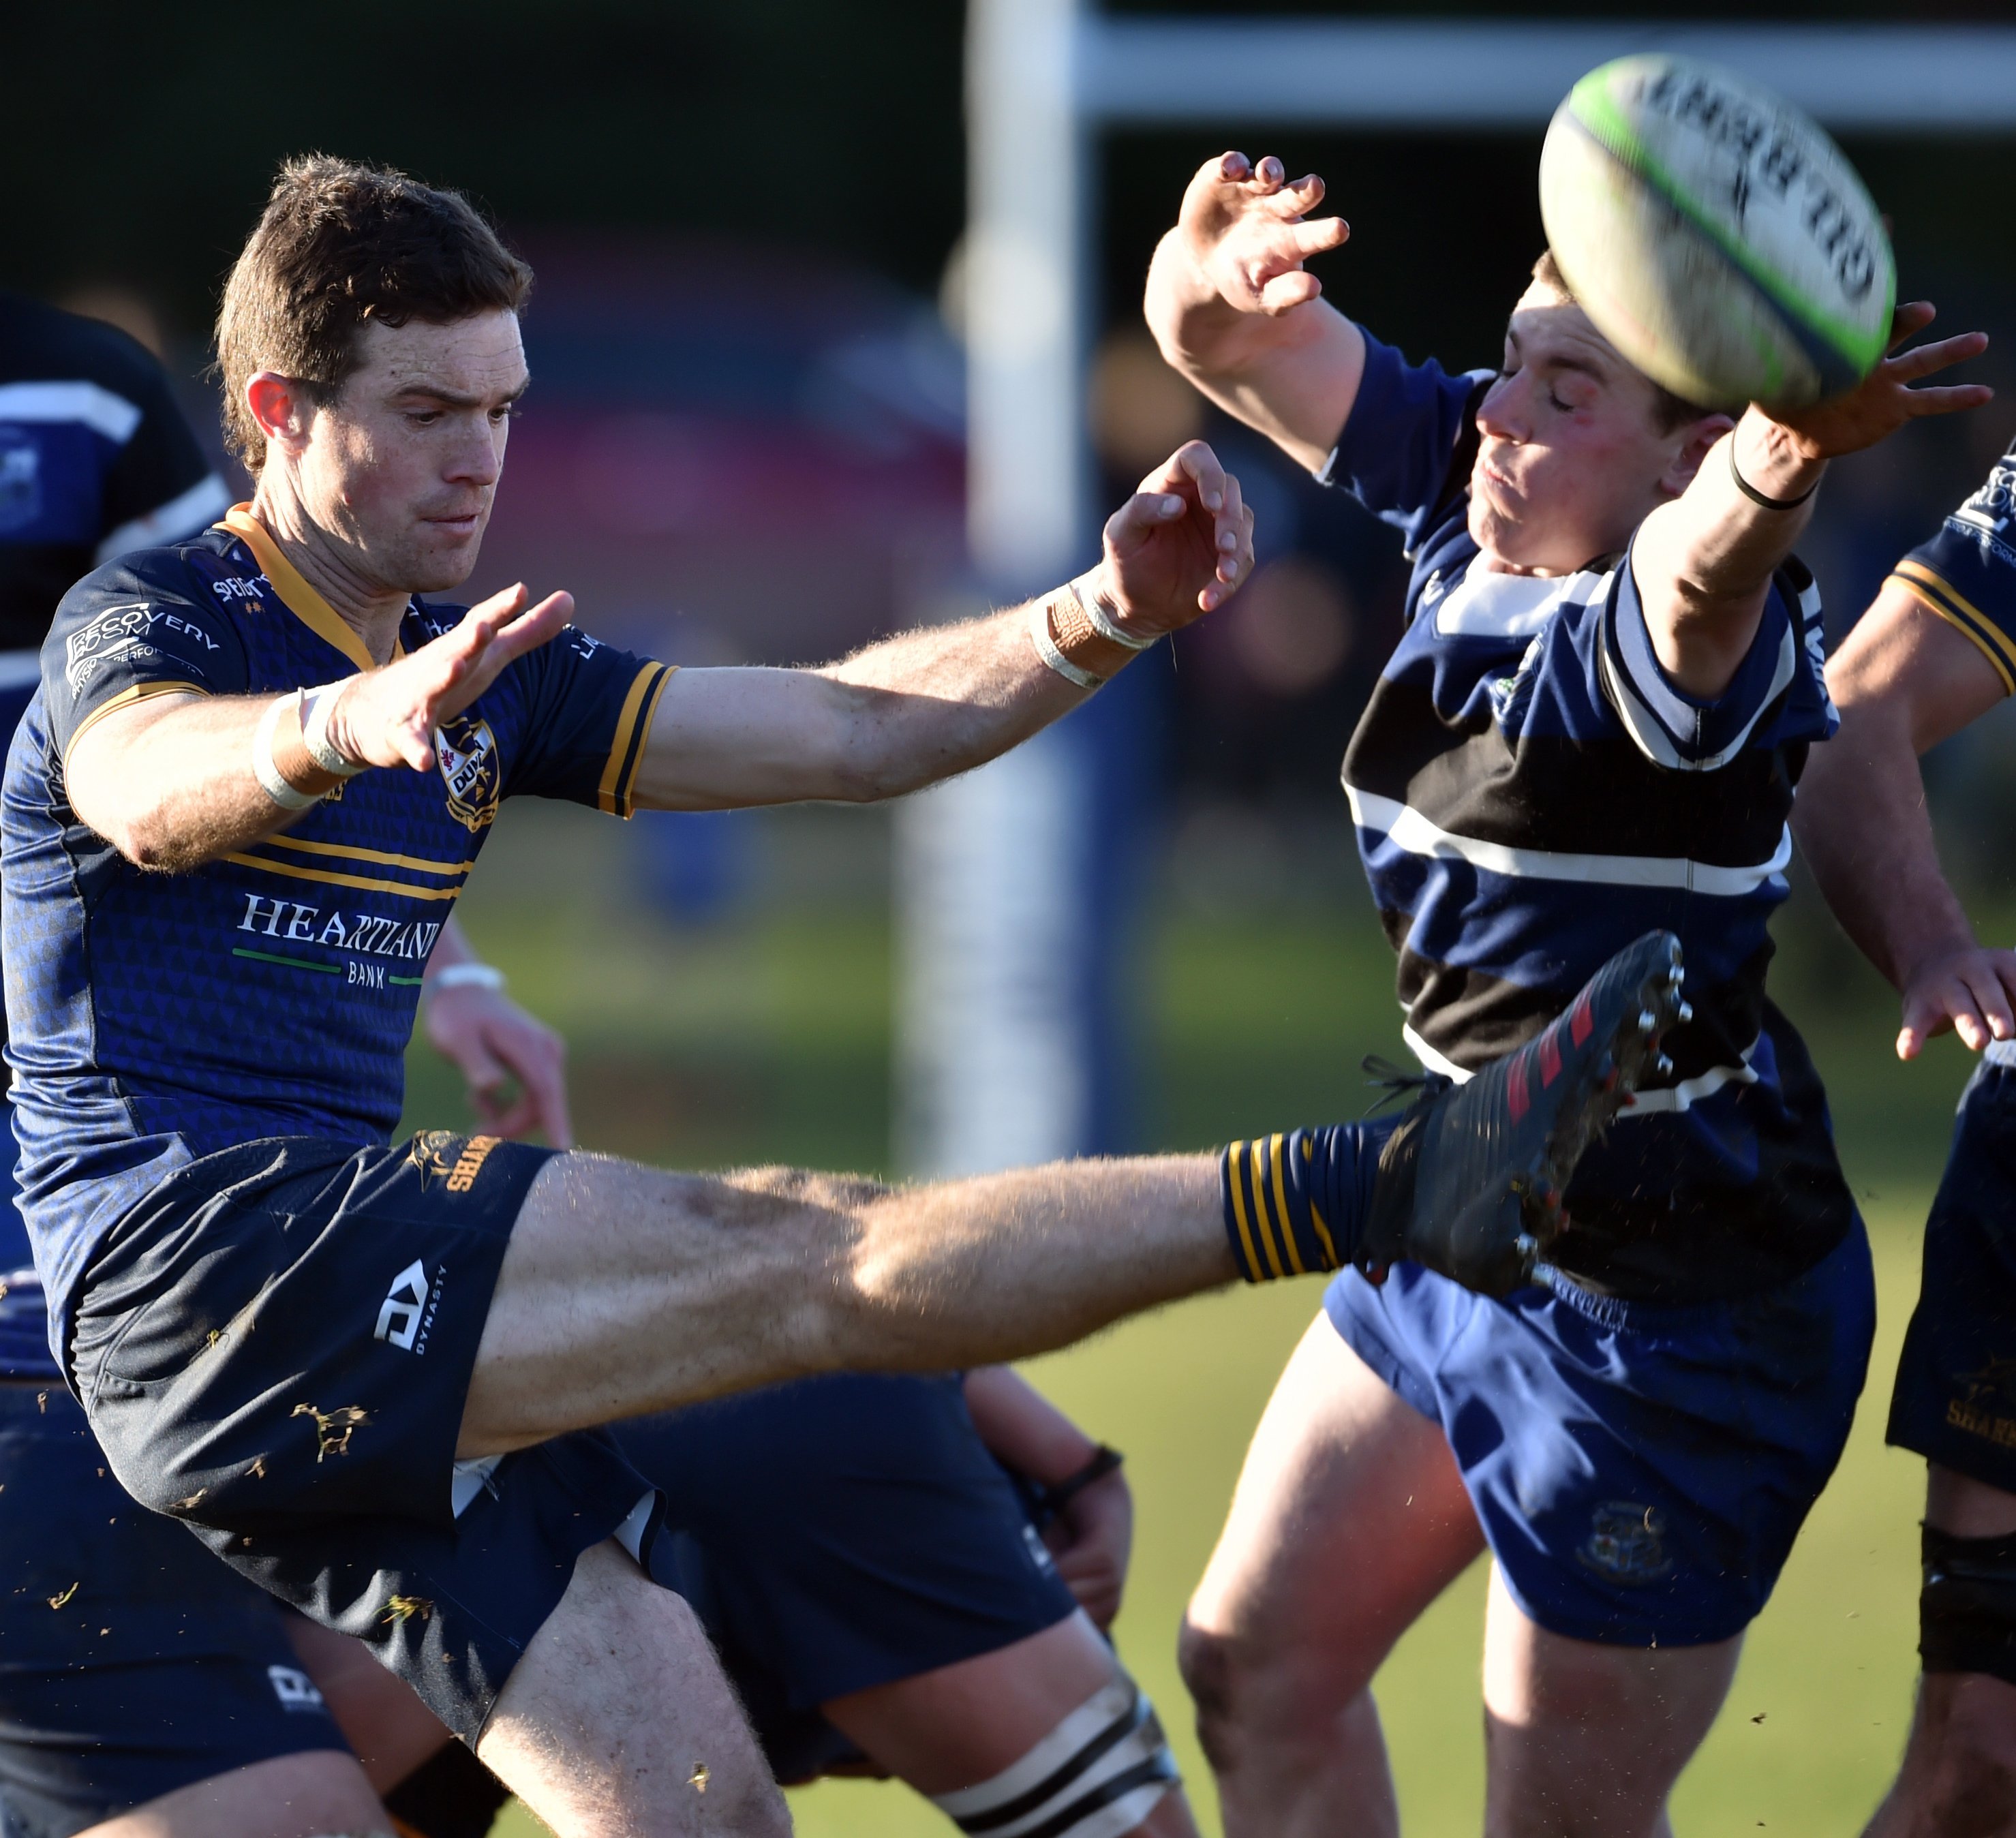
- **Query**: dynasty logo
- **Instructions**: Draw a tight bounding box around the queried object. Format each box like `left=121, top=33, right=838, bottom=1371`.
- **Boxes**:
left=436, top=715, right=501, bottom=832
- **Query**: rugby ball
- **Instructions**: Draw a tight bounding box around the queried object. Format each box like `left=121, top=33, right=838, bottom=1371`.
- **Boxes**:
left=1538, top=54, right=1895, bottom=410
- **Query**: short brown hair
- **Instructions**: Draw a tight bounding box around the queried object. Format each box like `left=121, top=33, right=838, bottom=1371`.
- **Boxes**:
left=217, top=155, right=532, bottom=471
left=1527, top=249, right=1712, bottom=433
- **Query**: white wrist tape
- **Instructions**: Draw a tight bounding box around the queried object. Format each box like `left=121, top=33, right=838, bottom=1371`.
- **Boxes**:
left=300, top=681, right=369, bottom=778
left=251, top=693, right=322, bottom=811
left=1028, top=597, right=1105, bottom=690
left=429, top=963, right=506, bottom=994
left=1072, top=574, right=1156, bottom=652
left=930, top=1679, right=1178, bottom=1838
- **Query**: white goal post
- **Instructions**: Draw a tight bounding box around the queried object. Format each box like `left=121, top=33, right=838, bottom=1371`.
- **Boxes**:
left=898, top=6, right=2016, bottom=1178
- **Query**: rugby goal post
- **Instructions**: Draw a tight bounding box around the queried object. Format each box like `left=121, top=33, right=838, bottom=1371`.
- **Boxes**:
left=898, top=5, right=2016, bottom=1178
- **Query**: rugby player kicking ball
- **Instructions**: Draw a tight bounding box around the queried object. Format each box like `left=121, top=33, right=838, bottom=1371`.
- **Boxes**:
left=2, top=157, right=1681, bottom=1836
left=1144, top=151, right=1989, bottom=1836
left=1798, top=436, right=2016, bottom=1837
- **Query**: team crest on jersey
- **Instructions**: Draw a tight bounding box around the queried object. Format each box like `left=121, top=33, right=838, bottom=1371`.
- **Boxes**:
left=1577, top=1501, right=1673, bottom=1584
left=436, top=715, right=501, bottom=831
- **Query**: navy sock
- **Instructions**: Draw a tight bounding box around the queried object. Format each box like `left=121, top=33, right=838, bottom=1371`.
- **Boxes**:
left=1219, top=1120, right=1398, bottom=1282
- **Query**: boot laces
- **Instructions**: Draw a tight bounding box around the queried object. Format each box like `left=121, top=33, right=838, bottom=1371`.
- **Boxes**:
left=1360, top=1054, right=1450, bottom=1116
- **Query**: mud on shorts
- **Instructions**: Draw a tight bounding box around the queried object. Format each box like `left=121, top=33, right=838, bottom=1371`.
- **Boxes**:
left=68, top=1133, right=659, bottom=1744
left=1324, top=1216, right=1876, bottom=1646
left=1889, top=1057, right=2016, bottom=1495
left=0, top=1381, right=350, bottom=1838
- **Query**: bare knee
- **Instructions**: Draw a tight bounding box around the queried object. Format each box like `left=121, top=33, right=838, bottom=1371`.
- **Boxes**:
left=1177, top=1617, right=1239, bottom=1767
left=1179, top=1613, right=1371, bottom=1776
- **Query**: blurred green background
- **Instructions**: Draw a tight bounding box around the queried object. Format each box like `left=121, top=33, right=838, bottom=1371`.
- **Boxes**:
left=412, top=799, right=1994, bottom=1838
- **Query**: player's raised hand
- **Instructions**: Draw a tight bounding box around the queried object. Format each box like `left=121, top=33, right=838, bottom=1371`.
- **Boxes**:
left=1897, top=940, right=2016, bottom=1061
left=323, top=583, right=573, bottom=773
left=1178, top=151, right=1349, bottom=318
left=1768, top=303, right=1993, bottom=461
left=1089, top=440, right=1255, bottom=635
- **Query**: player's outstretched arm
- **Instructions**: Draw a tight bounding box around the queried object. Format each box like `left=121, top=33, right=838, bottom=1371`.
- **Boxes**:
left=66, top=583, right=570, bottom=872
left=1795, top=578, right=2016, bottom=1060
left=630, top=441, right=1253, bottom=811
left=1633, top=304, right=1990, bottom=699
left=1144, top=153, right=1362, bottom=473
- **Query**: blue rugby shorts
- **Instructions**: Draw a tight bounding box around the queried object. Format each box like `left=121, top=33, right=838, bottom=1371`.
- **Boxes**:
left=0, top=1383, right=349, bottom=1838
left=1889, top=1057, right=2016, bottom=1495
left=68, top=1133, right=658, bottom=1743
left=618, top=1372, right=1081, bottom=1783
left=1324, top=1217, right=1876, bottom=1646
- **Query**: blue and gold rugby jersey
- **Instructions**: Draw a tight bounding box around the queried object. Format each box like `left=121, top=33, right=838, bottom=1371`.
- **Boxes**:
left=1, top=506, right=670, bottom=1356
left=1889, top=433, right=2016, bottom=696
left=1322, top=334, right=1852, bottom=1303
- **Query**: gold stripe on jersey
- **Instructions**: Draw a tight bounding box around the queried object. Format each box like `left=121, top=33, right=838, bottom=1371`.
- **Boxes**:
left=219, top=506, right=406, bottom=672
left=597, top=661, right=675, bottom=816
left=67, top=679, right=211, bottom=751
left=259, top=833, right=476, bottom=877
left=1891, top=561, right=2016, bottom=696
left=225, top=850, right=466, bottom=901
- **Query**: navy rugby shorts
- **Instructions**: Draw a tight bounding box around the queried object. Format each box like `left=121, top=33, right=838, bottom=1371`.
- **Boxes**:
left=1889, top=1058, right=2016, bottom=1495
left=1324, top=1218, right=1876, bottom=1646
left=0, top=1382, right=348, bottom=1838
left=69, top=1133, right=658, bottom=1743
left=621, top=1372, right=1082, bottom=1783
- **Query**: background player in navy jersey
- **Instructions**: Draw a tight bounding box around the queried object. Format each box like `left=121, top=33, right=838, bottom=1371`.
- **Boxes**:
left=1142, top=151, right=1991, bottom=1836
left=1797, top=438, right=2016, bottom=1836
left=2, top=157, right=1677, bottom=1835
left=0, top=289, right=423, bottom=1838
left=311, top=1364, right=1195, bottom=1838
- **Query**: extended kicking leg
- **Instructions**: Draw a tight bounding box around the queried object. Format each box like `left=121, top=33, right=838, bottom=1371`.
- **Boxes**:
left=461, top=932, right=1688, bottom=1456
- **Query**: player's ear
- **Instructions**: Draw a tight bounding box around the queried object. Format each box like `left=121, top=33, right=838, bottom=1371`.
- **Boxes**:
left=245, top=371, right=311, bottom=459
left=1661, top=413, right=1737, bottom=498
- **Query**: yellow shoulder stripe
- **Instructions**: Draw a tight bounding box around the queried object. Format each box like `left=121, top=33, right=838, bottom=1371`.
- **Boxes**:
left=67, top=680, right=211, bottom=753
left=1891, top=561, right=2016, bottom=696
left=597, top=661, right=675, bottom=816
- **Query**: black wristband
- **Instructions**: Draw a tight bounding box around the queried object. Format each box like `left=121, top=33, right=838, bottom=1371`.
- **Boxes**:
left=1035, top=1445, right=1124, bottom=1520
left=1729, top=439, right=1820, bottom=510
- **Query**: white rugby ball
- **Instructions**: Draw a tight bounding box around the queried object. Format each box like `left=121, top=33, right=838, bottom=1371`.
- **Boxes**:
left=1538, top=54, right=1895, bottom=410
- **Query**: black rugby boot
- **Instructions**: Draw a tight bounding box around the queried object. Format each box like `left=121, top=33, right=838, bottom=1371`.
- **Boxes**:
left=1359, top=930, right=1687, bottom=1298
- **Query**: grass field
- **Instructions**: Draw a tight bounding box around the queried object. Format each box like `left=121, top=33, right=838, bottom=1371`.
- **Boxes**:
left=423, top=801, right=1988, bottom=1837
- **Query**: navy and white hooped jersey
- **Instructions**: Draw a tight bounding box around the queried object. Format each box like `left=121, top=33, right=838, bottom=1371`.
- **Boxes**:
left=1323, top=333, right=1852, bottom=1303
left=1, top=506, right=672, bottom=1357
left=0, top=291, right=228, bottom=652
